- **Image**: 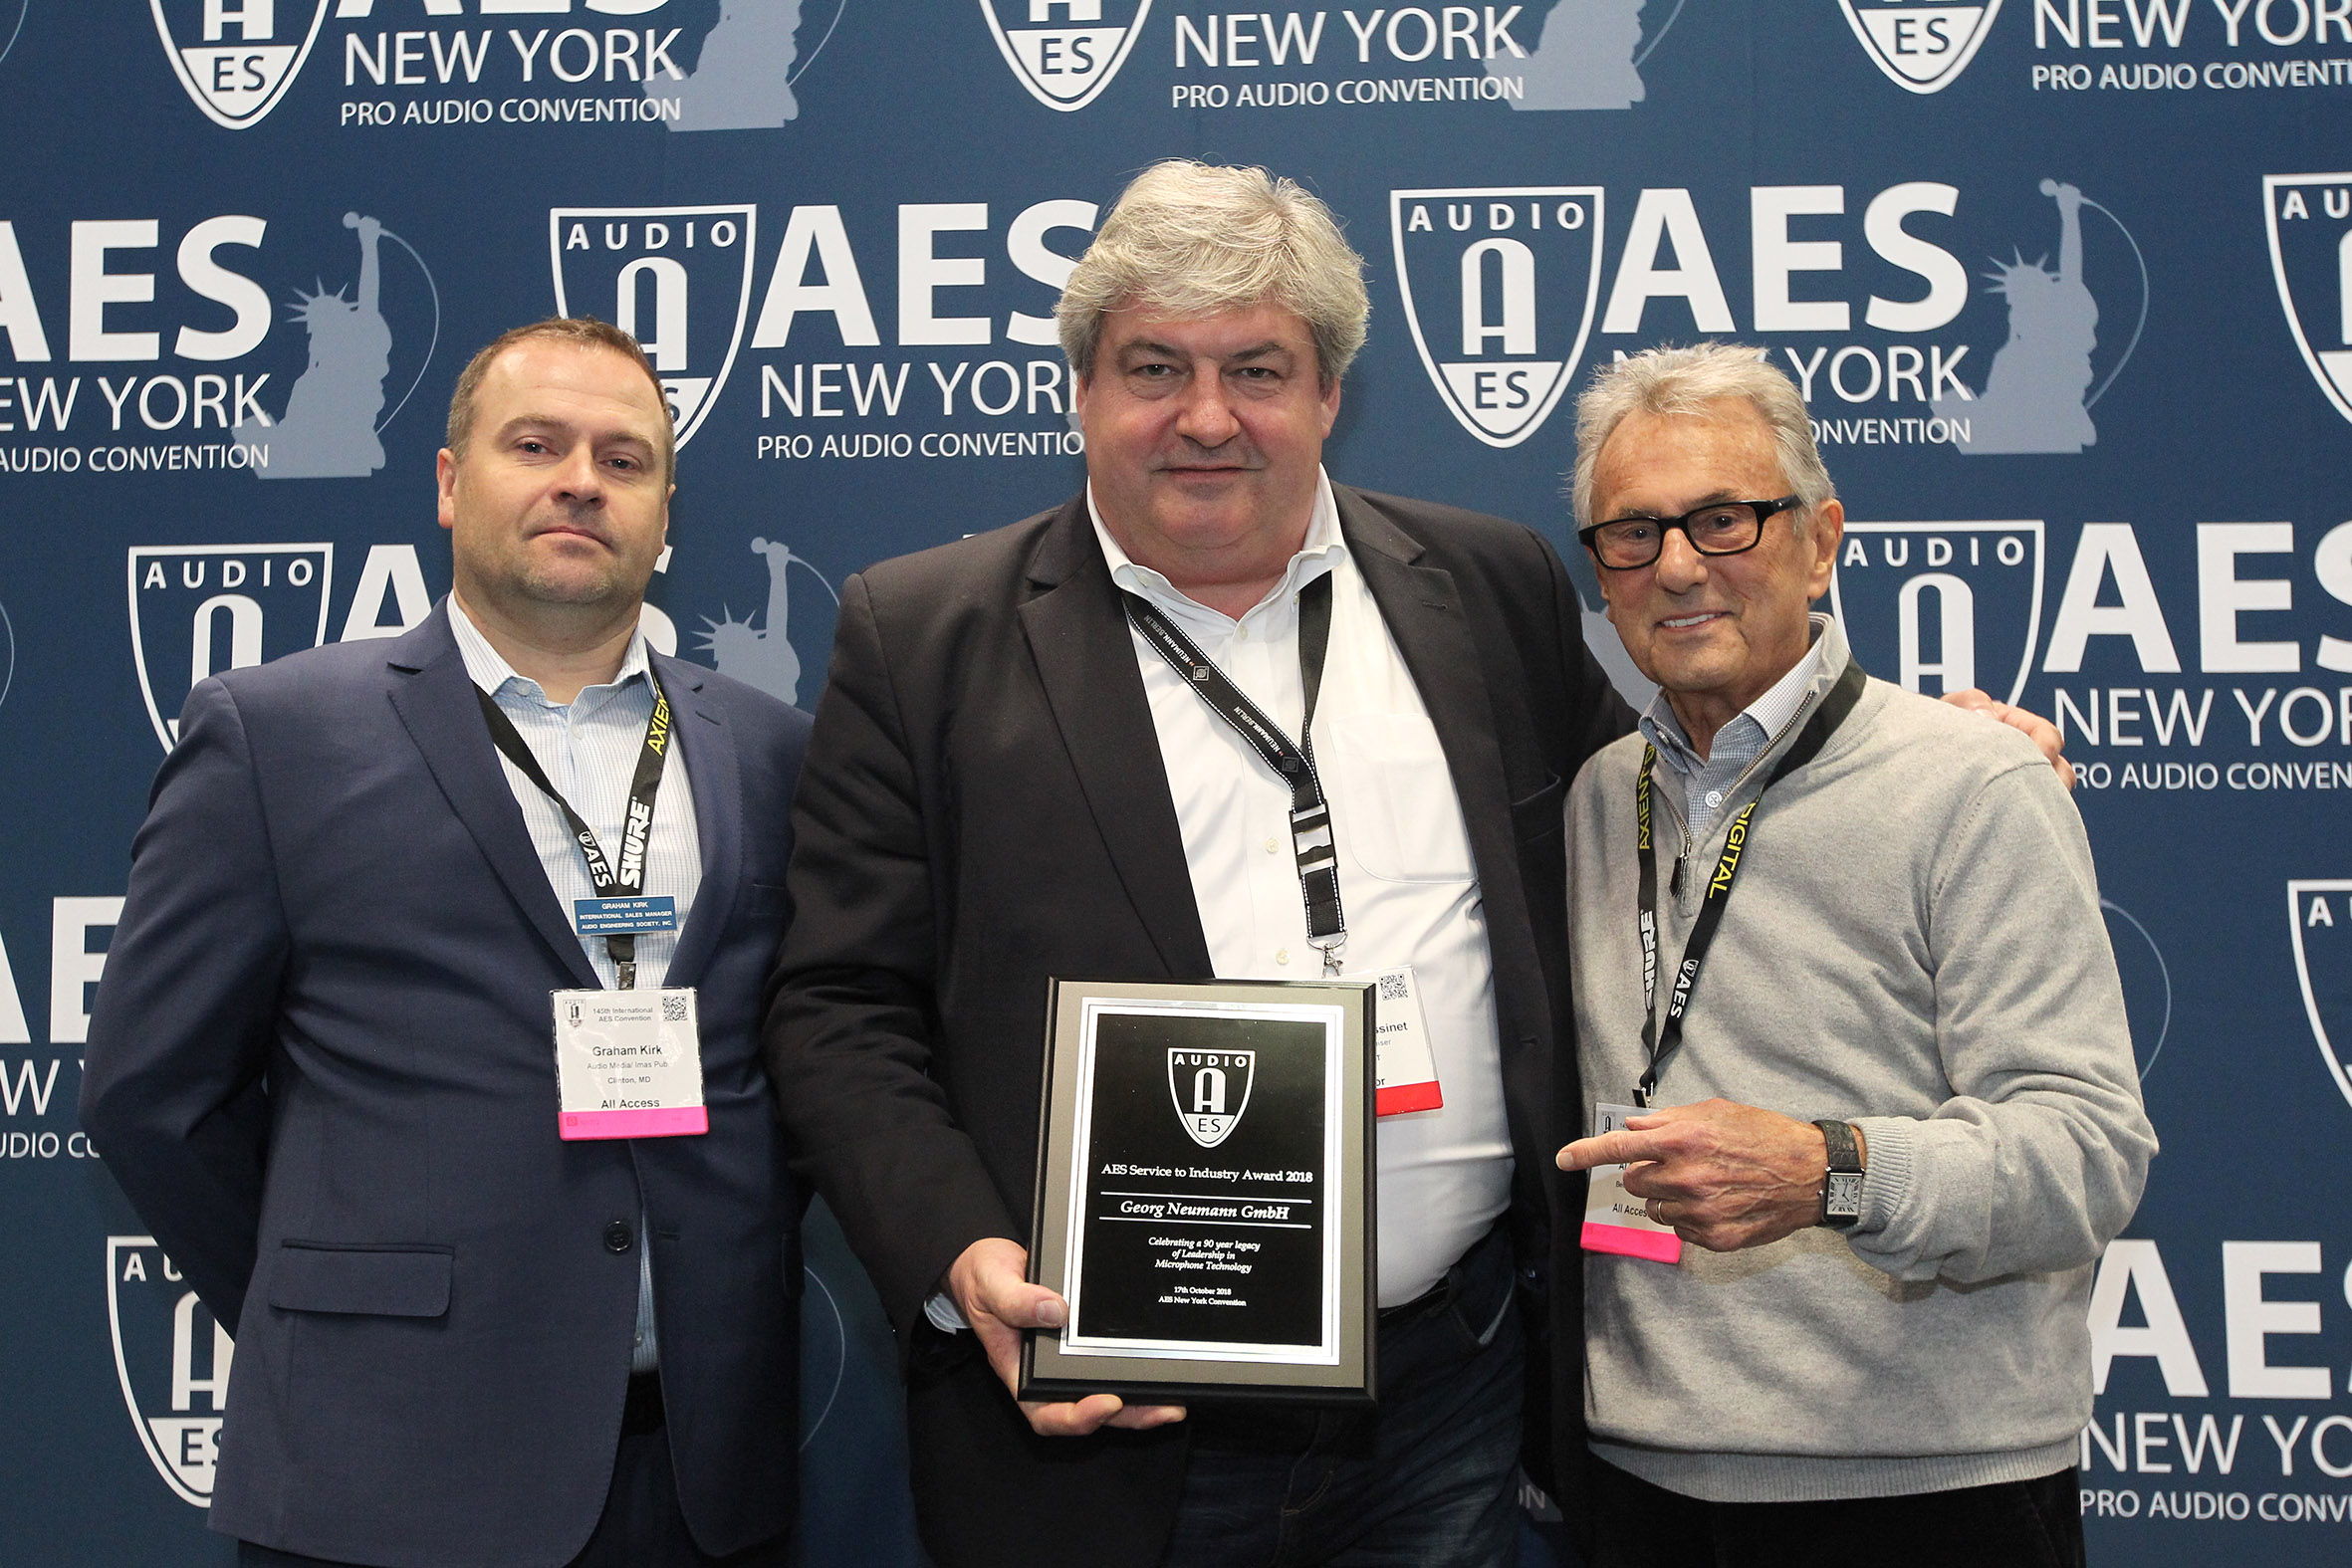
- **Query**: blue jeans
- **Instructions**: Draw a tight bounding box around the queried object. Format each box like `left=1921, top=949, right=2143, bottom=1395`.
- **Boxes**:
left=1161, top=1226, right=1526, bottom=1568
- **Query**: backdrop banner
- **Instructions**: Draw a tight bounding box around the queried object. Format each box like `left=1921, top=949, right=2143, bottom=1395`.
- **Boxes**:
left=3, top=3, right=2348, bottom=1561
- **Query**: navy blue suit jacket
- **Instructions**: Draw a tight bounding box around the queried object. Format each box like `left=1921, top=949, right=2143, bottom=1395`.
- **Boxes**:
left=82, top=603, right=811, bottom=1567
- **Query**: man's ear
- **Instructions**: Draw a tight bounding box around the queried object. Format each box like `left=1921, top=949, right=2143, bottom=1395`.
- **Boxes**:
left=1804, top=498, right=1844, bottom=601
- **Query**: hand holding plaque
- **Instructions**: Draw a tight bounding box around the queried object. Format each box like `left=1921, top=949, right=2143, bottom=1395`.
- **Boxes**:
left=945, top=1237, right=1188, bottom=1436
left=1020, top=979, right=1377, bottom=1407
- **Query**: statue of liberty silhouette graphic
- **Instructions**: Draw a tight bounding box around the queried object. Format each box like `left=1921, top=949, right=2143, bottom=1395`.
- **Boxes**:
left=660, top=0, right=806, bottom=130
left=1939, top=181, right=2101, bottom=455
left=1494, top=0, right=1650, bottom=110
left=696, top=537, right=835, bottom=706
left=239, top=213, right=394, bottom=479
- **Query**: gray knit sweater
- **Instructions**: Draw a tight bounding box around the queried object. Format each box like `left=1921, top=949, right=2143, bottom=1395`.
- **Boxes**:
left=1565, top=617, right=2156, bottom=1503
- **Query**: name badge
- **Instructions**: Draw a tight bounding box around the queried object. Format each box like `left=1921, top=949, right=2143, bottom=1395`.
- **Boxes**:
left=1344, top=965, right=1441, bottom=1117
left=1579, top=1101, right=1681, bottom=1263
left=574, top=895, right=679, bottom=936
left=552, top=987, right=707, bottom=1140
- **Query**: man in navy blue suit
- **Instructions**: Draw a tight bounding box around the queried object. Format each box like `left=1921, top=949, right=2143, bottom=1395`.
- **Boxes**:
left=82, top=319, right=811, bottom=1568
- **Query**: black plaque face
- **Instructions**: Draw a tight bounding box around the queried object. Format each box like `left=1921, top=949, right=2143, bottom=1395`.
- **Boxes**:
left=1070, top=1010, right=1327, bottom=1349
left=1023, top=980, right=1374, bottom=1405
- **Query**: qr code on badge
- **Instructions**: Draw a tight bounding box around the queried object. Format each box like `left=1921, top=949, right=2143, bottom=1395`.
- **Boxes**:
left=1378, top=973, right=1409, bottom=1003
left=661, top=995, right=689, bottom=1023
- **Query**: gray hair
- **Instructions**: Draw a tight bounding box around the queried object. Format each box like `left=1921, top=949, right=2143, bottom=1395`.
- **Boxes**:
left=1058, top=160, right=1370, bottom=386
left=1570, top=342, right=1834, bottom=528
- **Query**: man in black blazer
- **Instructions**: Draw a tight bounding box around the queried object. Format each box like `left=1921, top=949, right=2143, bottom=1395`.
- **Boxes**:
left=766, top=160, right=1628, bottom=1568
left=83, top=320, right=810, bottom=1568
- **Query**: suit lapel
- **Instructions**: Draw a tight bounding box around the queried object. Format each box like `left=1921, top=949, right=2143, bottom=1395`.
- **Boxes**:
left=1337, top=488, right=1521, bottom=898
left=1018, top=500, right=1213, bottom=978
left=383, top=605, right=600, bottom=991
left=657, top=654, right=736, bottom=991
left=1338, top=489, right=1554, bottom=1190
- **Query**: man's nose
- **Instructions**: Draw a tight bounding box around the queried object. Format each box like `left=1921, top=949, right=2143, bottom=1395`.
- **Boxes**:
left=1655, top=527, right=1709, bottom=591
left=1174, top=377, right=1242, bottom=448
left=551, top=445, right=603, bottom=503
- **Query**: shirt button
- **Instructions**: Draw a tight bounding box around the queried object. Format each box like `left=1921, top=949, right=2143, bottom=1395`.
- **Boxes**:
left=603, top=1221, right=634, bottom=1254
left=1265, top=837, right=1280, bottom=854
left=1276, top=949, right=1291, bottom=966
left=1704, top=790, right=1724, bottom=808
left=1235, top=625, right=1249, bottom=641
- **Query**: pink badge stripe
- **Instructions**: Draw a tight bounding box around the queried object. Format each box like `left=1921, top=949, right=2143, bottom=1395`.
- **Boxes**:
left=1580, top=1222, right=1683, bottom=1263
left=560, top=1105, right=710, bottom=1141
left=1375, top=1081, right=1444, bottom=1117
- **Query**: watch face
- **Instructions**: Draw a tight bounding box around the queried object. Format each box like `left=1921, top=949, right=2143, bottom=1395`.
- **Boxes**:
left=1825, top=1172, right=1864, bottom=1218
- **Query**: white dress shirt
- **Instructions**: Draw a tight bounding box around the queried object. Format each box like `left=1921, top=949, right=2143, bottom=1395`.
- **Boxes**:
left=449, top=596, right=701, bottom=1372
left=1094, top=472, right=1513, bottom=1307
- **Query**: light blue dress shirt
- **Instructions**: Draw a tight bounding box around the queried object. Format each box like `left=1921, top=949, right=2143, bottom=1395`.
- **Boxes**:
left=450, top=598, right=702, bottom=1375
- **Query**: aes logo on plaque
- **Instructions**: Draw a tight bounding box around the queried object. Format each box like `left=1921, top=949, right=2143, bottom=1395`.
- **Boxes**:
left=1170, top=1048, right=1254, bottom=1148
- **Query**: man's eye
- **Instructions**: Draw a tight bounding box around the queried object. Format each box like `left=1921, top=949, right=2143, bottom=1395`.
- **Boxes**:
left=1609, top=521, right=1659, bottom=545
left=1690, top=509, right=1748, bottom=539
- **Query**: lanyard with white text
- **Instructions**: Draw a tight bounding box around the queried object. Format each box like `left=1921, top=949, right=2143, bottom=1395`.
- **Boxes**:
left=1632, top=658, right=1866, bottom=1106
left=476, top=674, right=674, bottom=990
left=1123, top=573, right=1345, bottom=974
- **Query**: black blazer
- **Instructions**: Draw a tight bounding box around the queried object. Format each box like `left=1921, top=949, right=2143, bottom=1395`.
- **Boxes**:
left=766, top=488, right=1629, bottom=1568
left=82, top=605, right=812, bottom=1566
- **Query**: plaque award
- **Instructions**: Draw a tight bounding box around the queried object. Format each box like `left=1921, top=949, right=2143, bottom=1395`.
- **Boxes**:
left=1019, top=979, right=1375, bottom=1406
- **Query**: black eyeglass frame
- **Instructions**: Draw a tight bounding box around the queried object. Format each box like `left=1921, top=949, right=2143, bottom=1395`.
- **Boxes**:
left=1578, top=495, right=1803, bottom=570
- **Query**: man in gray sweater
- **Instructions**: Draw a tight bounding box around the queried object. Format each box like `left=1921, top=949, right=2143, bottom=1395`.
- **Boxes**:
left=1555, top=342, right=2154, bottom=1568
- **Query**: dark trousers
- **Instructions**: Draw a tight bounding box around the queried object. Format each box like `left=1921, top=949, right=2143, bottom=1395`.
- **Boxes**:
left=1160, top=1225, right=1526, bottom=1568
left=238, top=1375, right=788, bottom=1568
left=1584, top=1453, right=2085, bottom=1568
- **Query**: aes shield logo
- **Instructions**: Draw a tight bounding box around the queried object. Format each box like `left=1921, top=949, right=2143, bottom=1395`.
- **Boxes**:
left=551, top=206, right=758, bottom=449
left=1837, top=1, right=2003, bottom=94
left=2263, top=173, right=2352, bottom=427
left=1390, top=188, right=1605, bottom=449
left=1827, top=523, right=2045, bottom=705
left=149, top=0, right=329, bottom=129
left=978, top=0, right=1153, bottom=112
left=128, top=544, right=334, bottom=752
left=2289, top=881, right=2352, bottom=1115
left=1169, top=1048, right=1254, bottom=1149
left=108, top=1236, right=233, bottom=1507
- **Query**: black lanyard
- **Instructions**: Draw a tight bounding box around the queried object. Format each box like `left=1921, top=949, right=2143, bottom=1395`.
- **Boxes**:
left=1632, top=658, right=1866, bottom=1106
left=1122, top=572, right=1345, bottom=973
left=476, top=673, right=674, bottom=990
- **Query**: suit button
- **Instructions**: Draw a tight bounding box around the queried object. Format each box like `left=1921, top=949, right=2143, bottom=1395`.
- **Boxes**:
left=604, top=1221, right=634, bottom=1253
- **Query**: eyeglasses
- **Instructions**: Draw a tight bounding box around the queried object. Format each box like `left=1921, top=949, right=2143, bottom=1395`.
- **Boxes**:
left=1578, top=496, right=1802, bottom=570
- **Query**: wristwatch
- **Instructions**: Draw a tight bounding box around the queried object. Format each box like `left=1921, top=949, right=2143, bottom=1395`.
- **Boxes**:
left=1813, top=1119, right=1864, bottom=1228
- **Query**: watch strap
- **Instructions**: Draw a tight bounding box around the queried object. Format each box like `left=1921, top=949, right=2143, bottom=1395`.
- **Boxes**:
left=1813, top=1119, right=1863, bottom=1228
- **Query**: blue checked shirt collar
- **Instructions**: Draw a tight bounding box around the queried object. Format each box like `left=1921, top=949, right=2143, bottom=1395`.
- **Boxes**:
left=1637, top=612, right=1833, bottom=837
